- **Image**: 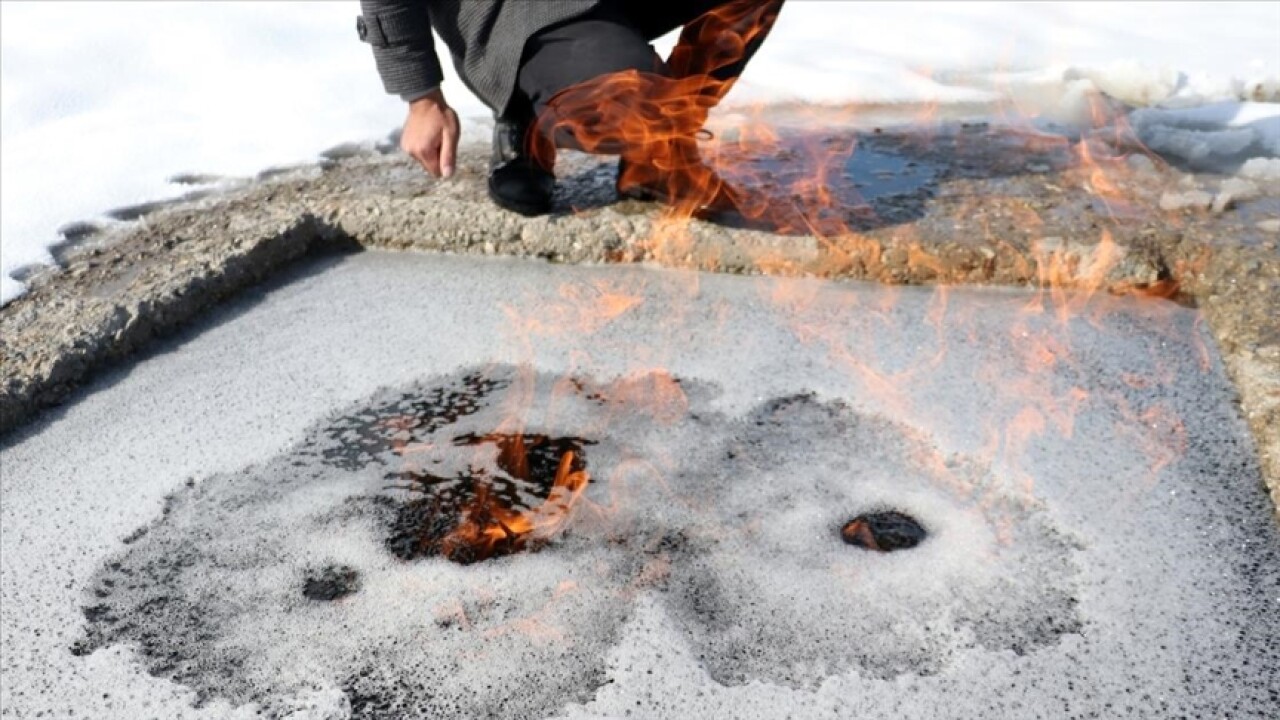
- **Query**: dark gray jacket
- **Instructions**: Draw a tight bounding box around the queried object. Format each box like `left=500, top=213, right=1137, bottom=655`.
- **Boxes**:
left=357, top=0, right=598, bottom=114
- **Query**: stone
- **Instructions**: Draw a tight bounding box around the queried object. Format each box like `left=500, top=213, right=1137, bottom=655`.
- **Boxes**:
left=1211, top=178, right=1260, bottom=214
left=841, top=511, right=927, bottom=551
left=1125, top=154, right=1158, bottom=175
left=1159, top=190, right=1213, bottom=212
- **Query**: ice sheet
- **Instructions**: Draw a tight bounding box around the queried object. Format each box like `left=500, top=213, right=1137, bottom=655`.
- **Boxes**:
left=3, top=251, right=1277, bottom=718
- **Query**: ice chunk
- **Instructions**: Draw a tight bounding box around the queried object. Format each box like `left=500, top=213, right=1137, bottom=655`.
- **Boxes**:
left=1129, top=101, right=1280, bottom=171
left=1240, top=157, right=1280, bottom=180
left=1158, top=189, right=1214, bottom=212
left=1067, top=61, right=1179, bottom=107
left=1212, top=178, right=1261, bottom=213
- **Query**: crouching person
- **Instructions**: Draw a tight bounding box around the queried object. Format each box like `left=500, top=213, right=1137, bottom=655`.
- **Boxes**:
left=358, top=0, right=784, bottom=217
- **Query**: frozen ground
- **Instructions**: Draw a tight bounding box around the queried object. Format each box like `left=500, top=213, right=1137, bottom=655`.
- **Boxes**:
left=2, top=251, right=1277, bottom=719
left=3, top=1, right=1279, bottom=302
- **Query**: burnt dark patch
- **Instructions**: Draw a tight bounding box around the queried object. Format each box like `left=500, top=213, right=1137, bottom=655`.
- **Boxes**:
left=341, top=656, right=610, bottom=720
left=302, top=565, right=360, bottom=601
left=345, top=681, right=394, bottom=719
left=841, top=511, right=927, bottom=552
left=312, top=371, right=508, bottom=470
left=70, top=366, right=637, bottom=718
left=453, top=432, right=589, bottom=485
left=82, top=604, right=114, bottom=623
left=709, top=134, right=944, bottom=234
left=382, top=434, right=593, bottom=562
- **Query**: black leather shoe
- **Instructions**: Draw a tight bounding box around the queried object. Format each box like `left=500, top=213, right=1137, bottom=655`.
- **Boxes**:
left=488, top=117, right=554, bottom=216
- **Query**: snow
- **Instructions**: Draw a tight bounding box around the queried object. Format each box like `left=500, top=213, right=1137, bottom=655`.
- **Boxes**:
left=3, top=252, right=1277, bottom=718
left=1240, top=157, right=1280, bottom=181
left=1127, top=101, right=1280, bottom=172
left=0, top=2, right=411, bottom=305
left=3, top=1, right=1279, bottom=304
left=722, top=4, right=1280, bottom=109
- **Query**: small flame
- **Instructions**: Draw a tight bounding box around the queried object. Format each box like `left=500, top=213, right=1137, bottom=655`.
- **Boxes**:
left=440, top=450, right=589, bottom=563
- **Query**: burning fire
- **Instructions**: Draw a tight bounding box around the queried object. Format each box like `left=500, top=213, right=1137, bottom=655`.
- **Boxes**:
left=440, top=448, right=589, bottom=564
left=406, top=2, right=1200, bottom=564
left=531, top=0, right=785, bottom=222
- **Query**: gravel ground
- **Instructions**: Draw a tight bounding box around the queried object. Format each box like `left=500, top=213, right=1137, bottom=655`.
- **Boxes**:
left=1, top=118, right=1277, bottom=513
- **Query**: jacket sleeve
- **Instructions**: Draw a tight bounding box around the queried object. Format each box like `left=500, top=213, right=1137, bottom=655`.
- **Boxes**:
left=357, top=1, right=444, bottom=101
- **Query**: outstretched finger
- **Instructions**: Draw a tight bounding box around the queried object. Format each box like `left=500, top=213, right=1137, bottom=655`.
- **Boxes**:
left=440, top=136, right=457, bottom=179
left=419, top=146, right=441, bottom=178
left=440, top=124, right=458, bottom=179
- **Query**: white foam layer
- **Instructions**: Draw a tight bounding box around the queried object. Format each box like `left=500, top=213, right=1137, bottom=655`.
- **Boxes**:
left=3, top=252, right=1277, bottom=718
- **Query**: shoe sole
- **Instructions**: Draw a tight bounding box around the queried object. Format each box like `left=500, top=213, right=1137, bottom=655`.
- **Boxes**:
left=617, top=185, right=665, bottom=203
left=487, top=179, right=552, bottom=217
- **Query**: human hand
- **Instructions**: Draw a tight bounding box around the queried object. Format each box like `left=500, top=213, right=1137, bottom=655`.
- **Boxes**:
left=401, top=89, right=460, bottom=178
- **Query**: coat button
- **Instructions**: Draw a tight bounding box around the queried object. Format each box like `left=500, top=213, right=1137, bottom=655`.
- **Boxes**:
left=356, top=16, right=368, bottom=41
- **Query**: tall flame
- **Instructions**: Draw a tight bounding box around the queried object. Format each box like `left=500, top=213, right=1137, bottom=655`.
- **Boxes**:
left=424, top=2, right=1199, bottom=565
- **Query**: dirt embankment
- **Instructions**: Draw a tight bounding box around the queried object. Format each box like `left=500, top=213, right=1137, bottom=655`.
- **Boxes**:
left=2, top=123, right=1277, bottom=512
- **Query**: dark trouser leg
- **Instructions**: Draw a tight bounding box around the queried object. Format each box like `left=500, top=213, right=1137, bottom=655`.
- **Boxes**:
left=617, top=0, right=785, bottom=209
left=513, top=10, right=662, bottom=137
left=663, top=0, right=784, bottom=91
left=514, top=0, right=784, bottom=217
left=516, top=0, right=785, bottom=163
left=490, top=9, right=658, bottom=216
left=618, top=0, right=783, bottom=79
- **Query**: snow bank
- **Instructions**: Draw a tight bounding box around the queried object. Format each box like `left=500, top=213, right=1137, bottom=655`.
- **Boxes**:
left=723, top=3, right=1279, bottom=109
left=3, top=2, right=1278, bottom=304
left=1127, top=101, right=1280, bottom=172
left=0, top=2, right=411, bottom=305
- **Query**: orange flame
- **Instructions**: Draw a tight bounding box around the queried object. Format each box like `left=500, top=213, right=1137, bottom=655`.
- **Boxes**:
left=530, top=0, right=784, bottom=227
left=443, top=2, right=1202, bottom=564
left=441, top=450, right=589, bottom=563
